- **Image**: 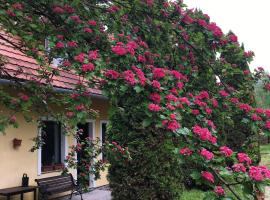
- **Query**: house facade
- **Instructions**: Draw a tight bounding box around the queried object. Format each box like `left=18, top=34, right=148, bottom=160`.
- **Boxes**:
left=0, top=31, right=109, bottom=199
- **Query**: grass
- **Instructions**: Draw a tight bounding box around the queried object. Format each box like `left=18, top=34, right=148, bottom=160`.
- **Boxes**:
left=181, top=189, right=207, bottom=200
left=260, top=143, right=270, bottom=168
left=180, top=143, right=270, bottom=200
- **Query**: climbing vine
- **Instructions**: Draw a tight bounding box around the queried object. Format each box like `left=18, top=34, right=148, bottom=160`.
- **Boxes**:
left=1, top=1, right=270, bottom=199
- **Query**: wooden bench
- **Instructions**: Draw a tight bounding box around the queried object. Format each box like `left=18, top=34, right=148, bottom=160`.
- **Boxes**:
left=35, top=174, right=83, bottom=200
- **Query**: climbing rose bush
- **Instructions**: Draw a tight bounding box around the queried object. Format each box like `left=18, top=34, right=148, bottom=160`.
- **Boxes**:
left=1, top=0, right=270, bottom=199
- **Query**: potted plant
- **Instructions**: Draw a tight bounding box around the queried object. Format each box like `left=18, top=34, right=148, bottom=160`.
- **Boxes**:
left=53, top=163, right=64, bottom=170
left=42, top=165, right=54, bottom=172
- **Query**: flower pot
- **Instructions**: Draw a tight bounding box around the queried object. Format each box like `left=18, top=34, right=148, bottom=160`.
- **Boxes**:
left=42, top=165, right=54, bottom=172
left=53, top=163, right=64, bottom=170
left=13, top=138, right=22, bottom=148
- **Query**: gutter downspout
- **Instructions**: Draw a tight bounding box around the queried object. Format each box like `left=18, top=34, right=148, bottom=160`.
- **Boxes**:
left=0, top=78, right=108, bottom=100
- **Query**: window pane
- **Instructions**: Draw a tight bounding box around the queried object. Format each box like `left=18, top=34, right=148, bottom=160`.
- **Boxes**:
left=101, top=122, right=107, bottom=160
left=41, top=121, right=62, bottom=170
left=102, top=123, right=107, bottom=144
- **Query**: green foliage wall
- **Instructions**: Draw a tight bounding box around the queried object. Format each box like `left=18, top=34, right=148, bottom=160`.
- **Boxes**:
left=106, top=95, right=183, bottom=200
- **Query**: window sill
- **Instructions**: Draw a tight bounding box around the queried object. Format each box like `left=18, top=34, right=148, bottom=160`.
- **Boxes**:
left=41, top=169, right=63, bottom=174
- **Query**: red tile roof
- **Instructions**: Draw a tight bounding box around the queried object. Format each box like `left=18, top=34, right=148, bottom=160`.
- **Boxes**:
left=0, top=31, right=102, bottom=95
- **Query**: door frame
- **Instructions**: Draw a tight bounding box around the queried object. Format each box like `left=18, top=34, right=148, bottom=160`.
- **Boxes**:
left=99, top=120, right=109, bottom=160
left=76, top=119, right=96, bottom=188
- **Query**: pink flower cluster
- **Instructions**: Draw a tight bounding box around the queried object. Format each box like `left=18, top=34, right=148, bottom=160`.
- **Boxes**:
left=219, top=90, right=229, bottom=97
left=151, top=80, right=161, bottom=90
left=149, top=93, right=161, bottom=104
left=207, top=22, right=223, bottom=38
left=192, top=125, right=216, bottom=143
left=74, top=53, right=85, bottom=63
left=132, top=66, right=146, bottom=86
left=167, top=120, right=181, bottom=131
left=200, top=149, right=214, bottom=160
left=111, top=41, right=138, bottom=56
left=249, top=166, right=270, bottom=181
left=201, top=171, right=214, bottom=183
left=123, top=70, right=136, bottom=85
left=265, top=83, right=270, bottom=91
left=105, top=70, right=120, bottom=79
left=88, top=50, right=99, bottom=60
left=148, top=103, right=161, bottom=112
left=237, top=153, right=252, bottom=165
left=265, top=121, right=270, bottom=131
left=112, top=44, right=127, bottom=56
left=214, top=186, right=225, bottom=196
left=219, top=146, right=233, bottom=157
left=232, top=163, right=246, bottom=173
left=251, top=114, right=262, bottom=121
left=153, top=68, right=166, bottom=79
left=82, top=63, right=95, bottom=72
left=238, top=103, right=252, bottom=113
left=229, top=34, right=238, bottom=43
left=179, top=147, right=193, bottom=156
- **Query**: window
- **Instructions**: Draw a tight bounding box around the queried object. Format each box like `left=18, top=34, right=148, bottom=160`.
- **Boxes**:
left=40, top=121, right=65, bottom=173
left=45, top=38, right=63, bottom=66
left=100, top=121, right=108, bottom=160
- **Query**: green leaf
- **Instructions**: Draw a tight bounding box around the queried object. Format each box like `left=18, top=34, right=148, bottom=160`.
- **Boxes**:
left=176, top=127, right=191, bottom=136
left=256, top=182, right=265, bottom=193
left=134, top=85, right=143, bottom=93
left=190, top=171, right=201, bottom=180
left=120, top=85, right=128, bottom=92
left=142, top=118, right=152, bottom=127
left=241, top=118, right=249, bottom=124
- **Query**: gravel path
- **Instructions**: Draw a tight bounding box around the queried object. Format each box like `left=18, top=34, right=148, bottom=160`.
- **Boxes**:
left=61, top=187, right=111, bottom=200
left=265, top=187, right=270, bottom=200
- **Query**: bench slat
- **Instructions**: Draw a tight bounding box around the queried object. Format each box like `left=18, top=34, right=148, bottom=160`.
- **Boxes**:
left=37, top=177, right=72, bottom=186
left=35, top=173, right=82, bottom=200
left=36, top=176, right=71, bottom=183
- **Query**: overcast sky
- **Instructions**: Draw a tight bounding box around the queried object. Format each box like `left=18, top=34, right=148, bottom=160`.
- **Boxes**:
left=185, top=0, right=270, bottom=71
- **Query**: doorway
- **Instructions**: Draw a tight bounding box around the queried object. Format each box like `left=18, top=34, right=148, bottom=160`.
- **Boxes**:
left=77, top=121, right=95, bottom=188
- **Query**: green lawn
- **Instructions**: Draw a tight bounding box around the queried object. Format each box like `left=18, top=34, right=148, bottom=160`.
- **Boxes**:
left=181, top=189, right=207, bottom=200
left=180, top=143, right=270, bottom=200
left=260, top=143, right=270, bottom=168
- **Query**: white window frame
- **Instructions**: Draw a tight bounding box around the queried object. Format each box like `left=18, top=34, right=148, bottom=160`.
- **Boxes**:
left=37, top=117, right=68, bottom=176
left=100, top=120, right=109, bottom=159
